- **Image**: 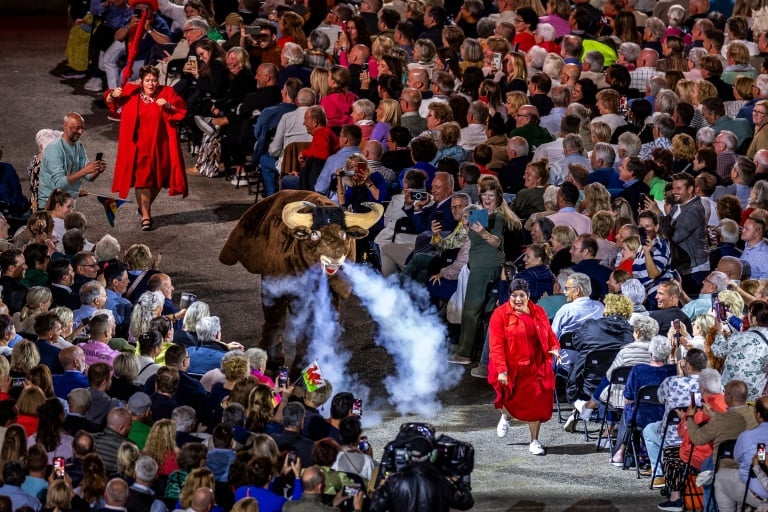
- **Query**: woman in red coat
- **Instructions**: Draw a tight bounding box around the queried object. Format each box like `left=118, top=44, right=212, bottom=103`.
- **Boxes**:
left=106, top=65, right=188, bottom=231
left=489, top=278, right=561, bottom=456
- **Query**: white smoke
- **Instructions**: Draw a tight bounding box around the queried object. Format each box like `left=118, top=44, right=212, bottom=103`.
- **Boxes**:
left=261, top=262, right=462, bottom=420
left=261, top=267, right=372, bottom=408
left=344, top=263, right=463, bottom=416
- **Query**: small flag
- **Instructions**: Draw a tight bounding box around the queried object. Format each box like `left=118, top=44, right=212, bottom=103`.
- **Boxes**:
left=96, top=195, right=128, bottom=227
left=302, top=361, right=325, bottom=392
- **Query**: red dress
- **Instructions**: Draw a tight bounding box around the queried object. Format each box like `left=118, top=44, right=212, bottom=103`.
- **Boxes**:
left=108, top=83, right=188, bottom=199
left=488, top=301, right=560, bottom=422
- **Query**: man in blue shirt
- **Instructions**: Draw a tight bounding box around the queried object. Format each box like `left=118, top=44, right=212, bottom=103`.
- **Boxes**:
left=741, top=215, right=768, bottom=279
left=314, top=125, right=363, bottom=197
left=33, top=312, right=64, bottom=374
left=0, top=461, right=41, bottom=511
left=104, top=262, right=133, bottom=337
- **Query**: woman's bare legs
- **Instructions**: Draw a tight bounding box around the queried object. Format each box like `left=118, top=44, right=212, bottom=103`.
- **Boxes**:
left=136, top=187, right=161, bottom=223
left=528, top=421, right=541, bottom=442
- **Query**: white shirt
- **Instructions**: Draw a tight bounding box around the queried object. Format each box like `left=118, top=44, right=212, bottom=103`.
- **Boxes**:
left=460, top=124, right=488, bottom=151
left=269, top=106, right=313, bottom=158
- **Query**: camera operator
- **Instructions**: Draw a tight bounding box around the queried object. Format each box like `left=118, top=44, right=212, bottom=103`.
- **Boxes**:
left=369, top=436, right=473, bottom=512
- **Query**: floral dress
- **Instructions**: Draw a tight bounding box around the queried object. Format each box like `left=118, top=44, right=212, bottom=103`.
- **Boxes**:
left=712, top=327, right=768, bottom=401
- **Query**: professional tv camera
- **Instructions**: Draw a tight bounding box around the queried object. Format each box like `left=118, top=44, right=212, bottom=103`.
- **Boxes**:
left=374, top=422, right=474, bottom=488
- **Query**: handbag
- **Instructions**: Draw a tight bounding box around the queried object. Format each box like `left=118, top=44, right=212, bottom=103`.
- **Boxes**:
left=446, top=265, right=470, bottom=324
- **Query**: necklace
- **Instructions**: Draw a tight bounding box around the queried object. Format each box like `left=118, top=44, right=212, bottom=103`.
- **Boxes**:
left=140, top=92, right=155, bottom=104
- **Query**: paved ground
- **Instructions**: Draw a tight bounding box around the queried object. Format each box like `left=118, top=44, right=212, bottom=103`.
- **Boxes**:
left=0, top=16, right=666, bottom=510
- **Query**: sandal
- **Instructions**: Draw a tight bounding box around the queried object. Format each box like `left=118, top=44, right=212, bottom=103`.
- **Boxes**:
left=141, top=218, right=154, bottom=231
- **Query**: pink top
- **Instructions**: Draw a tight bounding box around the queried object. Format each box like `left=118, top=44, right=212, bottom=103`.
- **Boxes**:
left=320, top=91, right=359, bottom=127
left=82, top=340, right=121, bottom=367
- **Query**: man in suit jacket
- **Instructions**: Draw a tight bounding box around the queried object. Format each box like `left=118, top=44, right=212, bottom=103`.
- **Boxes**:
left=270, top=402, right=315, bottom=468
left=47, top=259, right=80, bottom=311
left=614, top=156, right=650, bottom=220
left=53, top=346, right=89, bottom=399
left=34, top=312, right=63, bottom=374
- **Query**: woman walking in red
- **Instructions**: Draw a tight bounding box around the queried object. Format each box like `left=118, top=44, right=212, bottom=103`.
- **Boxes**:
left=106, top=65, right=188, bottom=231
left=489, top=278, right=561, bottom=455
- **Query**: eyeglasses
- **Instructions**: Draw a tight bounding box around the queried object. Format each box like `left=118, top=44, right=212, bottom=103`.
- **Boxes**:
left=713, top=140, right=725, bottom=146
left=754, top=110, right=768, bottom=116
left=183, top=28, right=197, bottom=33
left=515, top=113, right=530, bottom=118
left=564, top=286, right=579, bottom=291
left=450, top=205, right=464, bottom=210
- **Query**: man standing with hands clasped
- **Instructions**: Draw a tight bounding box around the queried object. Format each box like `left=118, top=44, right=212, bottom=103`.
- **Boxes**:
left=38, top=112, right=106, bottom=209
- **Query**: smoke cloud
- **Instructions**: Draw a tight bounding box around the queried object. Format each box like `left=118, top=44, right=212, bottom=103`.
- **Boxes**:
left=261, top=262, right=461, bottom=420
left=344, top=263, right=463, bottom=416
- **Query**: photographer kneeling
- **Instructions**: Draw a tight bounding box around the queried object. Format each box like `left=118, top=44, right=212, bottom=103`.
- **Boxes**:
left=369, top=435, right=473, bottom=512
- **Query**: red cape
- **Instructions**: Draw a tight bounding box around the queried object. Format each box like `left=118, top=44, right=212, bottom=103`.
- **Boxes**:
left=106, top=83, right=188, bottom=199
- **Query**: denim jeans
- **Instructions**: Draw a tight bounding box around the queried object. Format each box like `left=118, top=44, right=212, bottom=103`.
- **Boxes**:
left=259, top=153, right=279, bottom=196
left=643, top=420, right=664, bottom=477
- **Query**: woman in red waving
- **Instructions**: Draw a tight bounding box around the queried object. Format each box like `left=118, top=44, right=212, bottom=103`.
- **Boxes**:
left=106, top=65, right=187, bottom=231
left=489, top=278, right=561, bottom=456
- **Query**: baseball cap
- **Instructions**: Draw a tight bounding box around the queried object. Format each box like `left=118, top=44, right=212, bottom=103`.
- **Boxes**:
left=127, top=392, right=152, bottom=415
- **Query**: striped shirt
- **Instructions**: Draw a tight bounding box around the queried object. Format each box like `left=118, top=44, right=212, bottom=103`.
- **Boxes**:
left=632, top=237, right=672, bottom=297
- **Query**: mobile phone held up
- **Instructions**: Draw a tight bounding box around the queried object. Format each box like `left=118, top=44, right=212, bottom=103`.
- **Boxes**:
left=352, top=398, right=362, bottom=417
left=54, top=457, right=65, bottom=479
left=277, top=367, right=289, bottom=388
left=759, top=443, right=766, bottom=462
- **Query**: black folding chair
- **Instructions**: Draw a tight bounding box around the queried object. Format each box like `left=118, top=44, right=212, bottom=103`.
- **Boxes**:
left=573, top=348, right=620, bottom=441
left=627, top=384, right=662, bottom=479
left=649, top=409, right=683, bottom=489
left=554, top=332, right=575, bottom=423
left=705, top=439, right=736, bottom=512
left=596, top=365, right=634, bottom=454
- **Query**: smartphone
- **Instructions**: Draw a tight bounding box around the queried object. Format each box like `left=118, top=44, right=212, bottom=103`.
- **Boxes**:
left=343, top=484, right=361, bottom=497
left=358, top=435, right=369, bottom=452
left=620, top=95, right=628, bottom=113
left=54, top=457, right=65, bottom=479
left=468, top=208, right=489, bottom=228
left=673, top=319, right=681, bottom=333
left=712, top=294, right=720, bottom=315
left=492, top=52, right=502, bottom=69
left=95, top=152, right=103, bottom=161
left=433, top=211, right=444, bottom=224
left=352, top=398, right=362, bottom=416
left=286, top=450, right=298, bottom=465
left=356, top=162, right=366, bottom=174
left=689, top=391, right=696, bottom=408
left=638, top=226, right=648, bottom=246
left=639, top=192, right=647, bottom=207
left=443, top=58, right=451, bottom=69
left=759, top=443, right=766, bottom=462
left=277, top=367, right=289, bottom=388
left=718, top=302, right=728, bottom=322
left=187, top=55, right=197, bottom=63
left=361, top=63, right=368, bottom=71
left=134, top=8, right=142, bottom=16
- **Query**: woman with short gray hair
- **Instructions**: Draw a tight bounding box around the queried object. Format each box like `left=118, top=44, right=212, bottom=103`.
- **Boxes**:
left=609, top=335, right=676, bottom=466
left=187, top=317, right=244, bottom=376
left=174, top=300, right=210, bottom=348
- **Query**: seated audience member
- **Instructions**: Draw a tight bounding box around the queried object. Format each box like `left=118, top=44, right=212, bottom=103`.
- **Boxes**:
left=569, top=234, right=612, bottom=300
left=63, top=429, right=95, bottom=487
left=642, top=348, right=707, bottom=487
left=270, top=402, right=315, bottom=468
left=62, top=388, right=99, bottom=435
left=551, top=272, right=605, bottom=339
left=103, top=262, right=133, bottom=337
left=173, top=301, right=210, bottom=349
left=610, top=335, right=677, bottom=467
left=32, top=312, right=64, bottom=374
left=332, top=415, right=375, bottom=484
left=649, top=280, right=693, bottom=336
left=144, top=345, right=208, bottom=418
left=126, top=455, right=168, bottom=512
left=205, top=424, right=236, bottom=482
left=681, top=270, right=729, bottom=321
left=93, top=407, right=132, bottom=474
left=188, top=317, right=243, bottom=375
left=150, top=366, right=179, bottom=422
left=52, top=346, right=88, bottom=400
left=85, top=363, right=122, bottom=427
left=81, top=314, right=120, bottom=367
left=714, top=396, right=768, bottom=511
left=563, top=294, right=634, bottom=431
left=47, top=259, right=80, bottom=311
left=0, top=460, right=41, bottom=510
left=72, top=281, right=107, bottom=330
left=126, top=391, right=152, bottom=450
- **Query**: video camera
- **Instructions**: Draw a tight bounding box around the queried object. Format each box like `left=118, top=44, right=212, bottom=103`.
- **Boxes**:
left=374, top=422, right=474, bottom=488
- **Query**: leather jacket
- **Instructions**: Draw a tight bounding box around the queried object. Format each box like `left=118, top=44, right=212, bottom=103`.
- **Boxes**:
left=369, top=462, right=473, bottom=512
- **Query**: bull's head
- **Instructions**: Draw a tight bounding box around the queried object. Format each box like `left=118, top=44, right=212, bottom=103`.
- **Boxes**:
left=282, top=201, right=384, bottom=276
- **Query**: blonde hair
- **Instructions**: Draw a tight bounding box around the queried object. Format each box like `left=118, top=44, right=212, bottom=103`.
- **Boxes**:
left=718, top=289, right=745, bottom=317
left=372, top=36, right=394, bottom=59
left=603, top=294, right=634, bottom=319
left=624, top=235, right=641, bottom=252
left=505, top=91, right=528, bottom=114
left=378, top=98, right=401, bottom=126
left=232, top=498, right=259, bottom=512
left=694, top=80, right=718, bottom=105
left=0, top=357, right=9, bottom=379
left=591, top=210, right=615, bottom=238
left=310, top=68, right=330, bottom=99
left=583, top=184, right=612, bottom=217
left=180, top=468, right=215, bottom=509
left=222, top=355, right=250, bottom=381
left=726, top=42, right=750, bottom=65
left=19, top=286, right=52, bottom=321
left=671, top=133, right=695, bottom=161
left=734, top=75, right=755, bottom=100
left=17, top=385, right=46, bottom=416
left=675, top=79, right=695, bottom=103
left=551, top=224, right=577, bottom=247
left=438, top=121, right=461, bottom=147
left=250, top=433, right=279, bottom=463
left=590, top=121, right=612, bottom=143
left=46, top=480, right=73, bottom=510
left=279, top=11, right=306, bottom=48
left=10, top=339, right=40, bottom=373
left=117, top=442, right=140, bottom=479
left=517, top=0, right=545, bottom=15
left=143, top=419, right=178, bottom=468
left=125, top=244, right=154, bottom=270
left=113, top=353, right=140, bottom=382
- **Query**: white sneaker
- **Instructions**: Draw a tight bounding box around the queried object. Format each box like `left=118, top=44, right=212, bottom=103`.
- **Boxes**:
left=84, top=77, right=102, bottom=92
left=563, top=412, right=578, bottom=432
left=529, top=440, right=546, bottom=456
left=496, top=414, right=509, bottom=438
left=574, top=399, right=587, bottom=414
left=580, top=407, right=593, bottom=422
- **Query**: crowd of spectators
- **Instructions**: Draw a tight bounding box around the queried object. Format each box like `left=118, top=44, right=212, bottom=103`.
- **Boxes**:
left=30, top=0, right=768, bottom=508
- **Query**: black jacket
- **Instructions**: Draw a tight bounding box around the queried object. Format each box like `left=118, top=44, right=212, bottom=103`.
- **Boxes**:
left=567, top=315, right=633, bottom=402
left=270, top=430, right=315, bottom=468
left=369, top=462, right=473, bottom=512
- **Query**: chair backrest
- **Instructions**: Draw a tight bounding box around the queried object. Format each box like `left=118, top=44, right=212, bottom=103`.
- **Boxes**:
left=631, top=384, right=662, bottom=427
left=610, top=365, right=634, bottom=386
left=581, top=348, right=620, bottom=390
left=715, top=439, right=737, bottom=470
left=559, top=331, right=575, bottom=350
left=661, top=408, right=682, bottom=439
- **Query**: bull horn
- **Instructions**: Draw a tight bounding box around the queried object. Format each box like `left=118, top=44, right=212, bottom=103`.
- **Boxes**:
left=344, top=202, right=384, bottom=229
left=282, top=201, right=316, bottom=230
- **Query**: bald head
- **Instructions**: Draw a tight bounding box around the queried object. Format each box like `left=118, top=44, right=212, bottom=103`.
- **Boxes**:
left=755, top=149, right=768, bottom=170
left=407, top=68, right=430, bottom=91
left=59, top=345, right=84, bottom=370
left=561, top=64, right=580, bottom=86
left=350, top=44, right=371, bottom=64
left=191, top=488, right=215, bottom=512
left=105, top=478, right=129, bottom=506
left=296, top=88, right=316, bottom=107
left=106, top=407, right=132, bottom=435
left=716, top=256, right=743, bottom=281
left=301, top=465, right=325, bottom=495
left=639, top=49, right=659, bottom=68
left=365, top=140, right=384, bottom=161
